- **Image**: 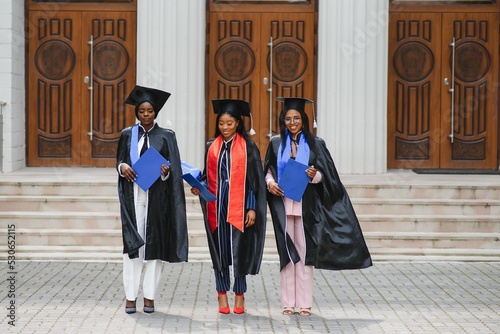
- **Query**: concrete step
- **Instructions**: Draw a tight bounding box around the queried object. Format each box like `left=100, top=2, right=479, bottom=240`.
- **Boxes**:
left=1, top=168, right=500, bottom=261
left=2, top=228, right=277, bottom=248
left=4, top=195, right=500, bottom=217
left=0, top=195, right=202, bottom=213
left=344, top=177, right=500, bottom=200
left=372, top=248, right=500, bottom=261
left=12, top=245, right=500, bottom=262
left=352, top=198, right=500, bottom=215
left=5, top=228, right=498, bottom=251
left=364, top=232, right=500, bottom=250
left=0, top=211, right=270, bottom=231
left=13, top=245, right=280, bottom=262
left=2, top=210, right=498, bottom=234
left=358, top=214, right=500, bottom=233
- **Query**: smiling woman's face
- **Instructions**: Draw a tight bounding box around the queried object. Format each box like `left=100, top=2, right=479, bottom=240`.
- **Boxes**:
left=284, top=109, right=303, bottom=136
left=218, top=113, right=239, bottom=141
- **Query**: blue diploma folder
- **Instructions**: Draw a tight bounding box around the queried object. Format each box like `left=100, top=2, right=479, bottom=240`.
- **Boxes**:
left=278, top=159, right=310, bottom=202
left=181, top=161, right=217, bottom=202
left=132, top=147, right=170, bottom=192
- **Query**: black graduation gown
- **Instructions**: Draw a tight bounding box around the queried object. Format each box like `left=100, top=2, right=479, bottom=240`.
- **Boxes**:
left=264, top=135, right=372, bottom=271
left=199, top=137, right=267, bottom=277
left=117, top=124, right=188, bottom=262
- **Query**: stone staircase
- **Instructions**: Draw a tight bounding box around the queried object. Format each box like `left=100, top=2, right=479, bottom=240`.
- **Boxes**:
left=0, top=168, right=499, bottom=262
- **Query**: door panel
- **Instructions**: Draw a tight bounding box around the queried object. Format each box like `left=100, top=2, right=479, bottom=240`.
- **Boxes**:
left=27, top=8, right=136, bottom=167
left=207, top=11, right=316, bottom=157
left=440, top=13, right=498, bottom=169
left=28, top=11, right=83, bottom=166
left=261, top=13, right=315, bottom=147
left=207, top=12, right=262, bottom=144
left=81, top=11, right=136, bottom=166
left=387, top=13, right=442, bottom=168
left=388, top=11, right=498, bottom=169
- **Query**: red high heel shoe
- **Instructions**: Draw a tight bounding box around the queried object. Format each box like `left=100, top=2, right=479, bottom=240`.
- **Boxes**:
left=233, top=293, right=245, bottom=314
left=218, top=292, right=230, bottom=314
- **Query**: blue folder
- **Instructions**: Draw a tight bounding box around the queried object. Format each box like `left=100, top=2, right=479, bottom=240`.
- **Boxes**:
left=278, top=159, right=310, bottom=202
left=181, top=161, right=217, bottom=202
left=132, top=147, right=170, bottom=192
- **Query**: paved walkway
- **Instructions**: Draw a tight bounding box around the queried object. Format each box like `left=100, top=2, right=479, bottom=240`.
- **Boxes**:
left=1, top=260, right=498, bottom=333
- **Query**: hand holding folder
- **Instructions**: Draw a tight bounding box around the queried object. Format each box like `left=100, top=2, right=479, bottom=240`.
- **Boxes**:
left=132, top=147, right=170, bottom=192
left=181, top=161, right=217, bottom=202
left=278, top=159, right=310, bottom=202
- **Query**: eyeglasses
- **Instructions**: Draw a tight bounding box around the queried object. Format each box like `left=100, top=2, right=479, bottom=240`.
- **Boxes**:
left=284, top=116, right=301, bottom=124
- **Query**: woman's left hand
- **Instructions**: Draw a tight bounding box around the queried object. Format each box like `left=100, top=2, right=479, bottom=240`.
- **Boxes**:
left=306, top=165, right=317, bottom=179
left=245, top=209, right=256, bottom=228
left=161, top=164, right=170, bottom=176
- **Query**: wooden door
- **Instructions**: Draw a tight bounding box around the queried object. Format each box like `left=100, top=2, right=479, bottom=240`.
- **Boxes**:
left=388, top=10, right=498, bottom=170
left=388, top=13, right=442, bottom=169
left=207, top=3, right=316, bottom=157
left=440, top=13, right=498, bottom=169
left=27, top=6, right=136, bottom=167
left=81, top=11, right=136, bottom=166
left=261, top=13, right=315, bottom=149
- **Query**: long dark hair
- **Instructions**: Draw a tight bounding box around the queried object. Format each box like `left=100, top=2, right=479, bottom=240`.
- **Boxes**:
left=213, top=110, right=251, bottom=142
left=279, top=107, right=316, bottom=153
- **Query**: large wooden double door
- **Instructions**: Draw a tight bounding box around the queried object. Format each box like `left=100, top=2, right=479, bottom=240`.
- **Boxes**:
left=207, top=1, right=317, bottom=156
left=27, top=2, right=137, bottom=167
left=388, top=6, right=499, bottom=169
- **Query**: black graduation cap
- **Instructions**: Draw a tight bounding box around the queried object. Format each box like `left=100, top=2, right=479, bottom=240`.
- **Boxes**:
left=276, top=97, right=317, bottom=128
left=125, top=85, right=171, bottom=114
left=211, top=99, right=255, bottom=135
left=212, top=99, right=250, bottom=117
left=276, top=97, right=313, bottom=113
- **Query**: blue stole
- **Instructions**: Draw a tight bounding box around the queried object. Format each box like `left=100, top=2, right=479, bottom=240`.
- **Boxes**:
left=277, top=131, right=310, bottom=182
left=130, top=124, right=140, bottom=165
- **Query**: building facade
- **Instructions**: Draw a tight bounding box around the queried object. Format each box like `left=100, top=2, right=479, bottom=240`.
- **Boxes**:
left=1, top=0, right=498, bottom=174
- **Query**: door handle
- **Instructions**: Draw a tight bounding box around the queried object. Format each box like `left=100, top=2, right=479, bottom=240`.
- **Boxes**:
left=266, top=37, right=274, bottom=139
left=87, top=35, right=94, bottom=141
left=448, top=37, right=456, bottom=143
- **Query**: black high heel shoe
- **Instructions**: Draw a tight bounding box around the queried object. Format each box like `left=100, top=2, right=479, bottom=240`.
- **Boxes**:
left=143, top=298, right=155, bottom=313
left=125, top=299, right=136, bottom=314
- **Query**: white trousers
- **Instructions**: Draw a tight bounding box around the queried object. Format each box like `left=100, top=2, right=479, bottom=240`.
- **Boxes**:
left=281, top=215, right=314, bottom=308
left=123, top=188, right=163, bottom=301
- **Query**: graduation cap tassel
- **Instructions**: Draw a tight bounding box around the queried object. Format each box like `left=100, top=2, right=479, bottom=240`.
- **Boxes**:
left=312, top=104, right=318, bottom=129
left=249, top=112, right=256, bottom=135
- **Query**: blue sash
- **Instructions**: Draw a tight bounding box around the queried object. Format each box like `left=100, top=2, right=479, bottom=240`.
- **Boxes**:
left=130, top=124, right=140, bottom=165
left=277, top=131, right=310, bottom=182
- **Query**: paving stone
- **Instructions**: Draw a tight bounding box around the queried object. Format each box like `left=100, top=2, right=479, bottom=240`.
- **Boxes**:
left=1, top=261, right=498, bottom=333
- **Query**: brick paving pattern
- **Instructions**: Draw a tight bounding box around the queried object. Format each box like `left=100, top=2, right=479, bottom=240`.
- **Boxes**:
left=1, top=261, right=498, bottom=333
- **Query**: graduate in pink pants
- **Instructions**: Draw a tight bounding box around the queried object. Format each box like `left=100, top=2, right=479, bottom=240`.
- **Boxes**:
left=264, top=97, right=372, bottom=316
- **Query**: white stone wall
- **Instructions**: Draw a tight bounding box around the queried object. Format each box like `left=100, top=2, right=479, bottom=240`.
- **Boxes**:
left=318, top=0, right=388, bottom=174
left=0, top=0, right=25, bottom=172
left=137, top=0, right=206, bottom=168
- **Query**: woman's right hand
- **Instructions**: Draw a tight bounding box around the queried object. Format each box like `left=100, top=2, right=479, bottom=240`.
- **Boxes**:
left=120, top=163, right=137, bottom=182
left=268, top=181, right=284, bottom=197
left=191, top=187, right=200, bottom=196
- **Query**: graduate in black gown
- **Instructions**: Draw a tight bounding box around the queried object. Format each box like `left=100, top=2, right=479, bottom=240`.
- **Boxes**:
left=117, top=85, right=188, bottom=314
left=191, top=99, right=266, bottom=314
left=264, top=97, right=372, bottom=316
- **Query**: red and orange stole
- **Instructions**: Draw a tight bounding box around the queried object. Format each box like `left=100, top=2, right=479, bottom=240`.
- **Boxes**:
left=206, top=134, right=247, bottom=233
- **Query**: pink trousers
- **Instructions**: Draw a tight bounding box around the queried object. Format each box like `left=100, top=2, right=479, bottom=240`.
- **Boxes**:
left=280, top=215, right=314, bottom=309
